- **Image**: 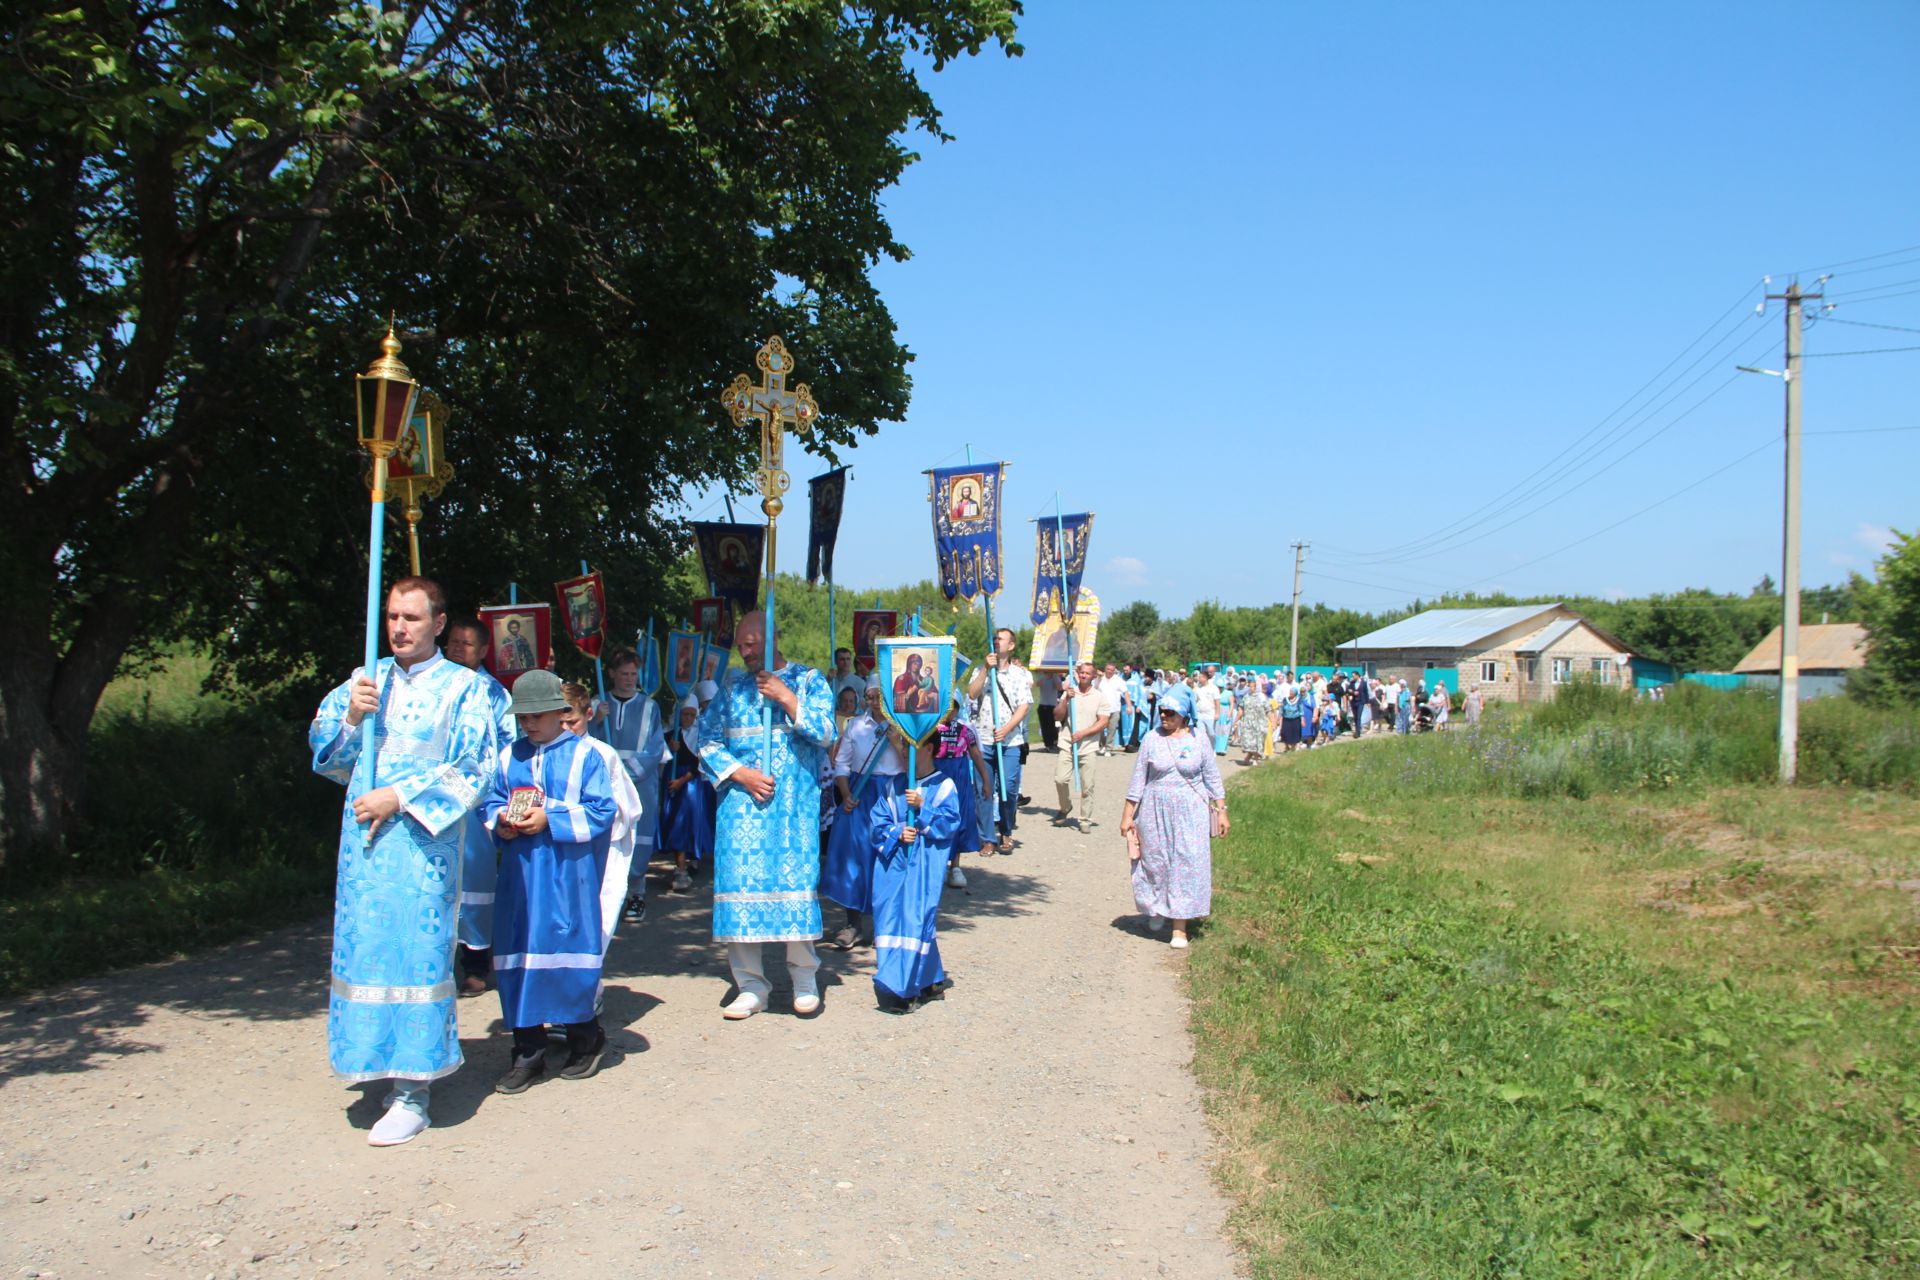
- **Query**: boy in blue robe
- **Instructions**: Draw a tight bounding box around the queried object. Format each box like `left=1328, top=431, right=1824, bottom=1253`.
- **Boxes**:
left=484, top=671, right=618, bottom=1093
left=592, top=646, right=669, bottom=913
left=868, top=735, right=960, bottom=1014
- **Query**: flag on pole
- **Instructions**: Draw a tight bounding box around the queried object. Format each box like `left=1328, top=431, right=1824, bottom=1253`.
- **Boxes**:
left=1029, top=512, right=1094, bottom=624
left=690, top=521, right=765, bottom=615
left=806, top=468, right=848, bottom=586
left=553, top=569, right=608, bottom=660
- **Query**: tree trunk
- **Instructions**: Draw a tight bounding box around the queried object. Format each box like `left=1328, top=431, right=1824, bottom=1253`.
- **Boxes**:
left=0, top=636, right=87, bottom=871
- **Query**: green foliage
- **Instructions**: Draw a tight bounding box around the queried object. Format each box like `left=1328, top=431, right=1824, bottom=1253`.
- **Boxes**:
left=1858, top=530, right=1920, bottom=704
left=0, top=0, right=1023, bottom=863
left=1193, top=753, right=1920, bottom=1277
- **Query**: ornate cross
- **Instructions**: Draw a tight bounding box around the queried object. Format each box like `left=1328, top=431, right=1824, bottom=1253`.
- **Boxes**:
left=721, top=336, right=819, bottom=557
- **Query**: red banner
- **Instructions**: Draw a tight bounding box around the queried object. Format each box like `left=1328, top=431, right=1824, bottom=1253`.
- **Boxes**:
left=851, top=608, right=899, bottom=676
left=554, top=571, right=607, bottom=660
left=478, top=603, right=552, bottom=690
left=690, top=595, right=734, bottom=650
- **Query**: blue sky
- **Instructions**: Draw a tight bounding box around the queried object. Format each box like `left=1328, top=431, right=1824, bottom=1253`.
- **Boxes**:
left=686, top=1, right=1919, bottom=618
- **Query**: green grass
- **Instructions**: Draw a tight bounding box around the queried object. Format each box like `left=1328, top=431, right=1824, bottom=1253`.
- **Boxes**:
left=1192, top=723, right=1920, bottom=1278
left=0, top=650, right=337, bottom=997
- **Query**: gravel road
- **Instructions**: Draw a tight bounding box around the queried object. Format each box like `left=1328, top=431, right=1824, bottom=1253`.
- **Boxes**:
left=0, top=747, right=1243, bottom=1278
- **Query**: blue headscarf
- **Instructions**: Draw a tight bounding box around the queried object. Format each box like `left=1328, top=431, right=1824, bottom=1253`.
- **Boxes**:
left=1158, top=683, right=1197, bottom=725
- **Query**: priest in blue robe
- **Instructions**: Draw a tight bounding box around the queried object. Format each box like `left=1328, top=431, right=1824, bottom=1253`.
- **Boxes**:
left=309, top=577, right=497, bottom=1147
left=693, top=609, right=835, bottom=1019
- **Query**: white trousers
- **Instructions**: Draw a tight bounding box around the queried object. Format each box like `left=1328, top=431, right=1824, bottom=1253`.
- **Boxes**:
left=727, top=940, right=821, bottom=1002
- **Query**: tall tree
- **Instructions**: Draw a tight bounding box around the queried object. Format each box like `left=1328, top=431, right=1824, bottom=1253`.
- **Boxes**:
left=1857, top=530, right=1919, bottom=704
left=0, top=1, right=1022, bottom=866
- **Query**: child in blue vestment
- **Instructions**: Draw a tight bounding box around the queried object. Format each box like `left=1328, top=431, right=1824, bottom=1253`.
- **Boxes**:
left=868, top=735, right=960, bottom=1014
left=484, top=670, right=618, bottom=1094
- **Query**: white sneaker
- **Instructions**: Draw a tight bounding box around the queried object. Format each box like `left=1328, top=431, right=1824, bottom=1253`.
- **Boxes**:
left=722, top=991, right=765, bottom=1021
left=1147, top=914, right=1167, bottom=931
left=368, top=1101, right=429, bottom=1147
left=1170, top=933, right=1190, bottom=950
left=945, top=866, right=967, bottom=889
left=672, top=869, right=692, bottom=892
left=792, top=991, right=822, bottom=1016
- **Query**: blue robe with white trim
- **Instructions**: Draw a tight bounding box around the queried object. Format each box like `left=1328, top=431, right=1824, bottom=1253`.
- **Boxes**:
left=310, top=651, right=496, bottom=1083
left=484, top=735, right=617, bottom=1028
left=593, top=692, right=666, bottom=866
left=821, top=713, right=902, bottom=915
left=694, top=663, right=835, bottom=943
left=869, top=772, right=959, bottom=1001
left=458, top=669, right=517, bottom=949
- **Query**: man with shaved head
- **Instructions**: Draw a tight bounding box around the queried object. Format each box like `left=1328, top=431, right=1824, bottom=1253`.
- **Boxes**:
left=691, top=610, right=835, bottom=1019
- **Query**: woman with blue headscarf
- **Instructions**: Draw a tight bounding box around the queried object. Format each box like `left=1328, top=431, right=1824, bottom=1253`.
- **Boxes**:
left=1119, top=683, right=1227, bottom=950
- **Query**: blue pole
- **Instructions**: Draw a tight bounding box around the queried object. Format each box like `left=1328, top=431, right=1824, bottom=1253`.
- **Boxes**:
left=827, top=578, right=835, bottom=680
left=644, top=618, right=658, bottom=698
left=355, top=454, right=390, bottom=846
left=509, top=581, right=519, bottom=605
left=1054, top=492, right=1081, bottom=802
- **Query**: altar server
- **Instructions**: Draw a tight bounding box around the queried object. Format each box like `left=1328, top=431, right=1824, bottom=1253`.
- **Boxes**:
left=444, top=616, right=517, bottom=996
left=309, top=577, right=497, bottom=1147
left=591, top=648, right=667, bottom=924
left=868, top=734, right=960, bottom=1013
left=560, top=683, right=643, bottom=963
left=693, top=610, right=836, bottom=1020
left=821, top=679, right=905, bottom=950
left=484, top=671, right=618, bottom=1093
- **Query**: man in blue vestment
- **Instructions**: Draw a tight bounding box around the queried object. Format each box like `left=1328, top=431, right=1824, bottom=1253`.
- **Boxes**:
left=310, top=577, right=497, bottom=1147
left=693, top=610, right=835, bottom=1020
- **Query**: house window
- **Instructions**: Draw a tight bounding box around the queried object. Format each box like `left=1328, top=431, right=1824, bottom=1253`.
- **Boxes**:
left=1480, top=660, right=1499, bottom=683
left=1424, top=660, right=1447, bottom=669
left=1551, top=658, right=1572, bottom=684
left=1591, top=658, right=1613, bottom=681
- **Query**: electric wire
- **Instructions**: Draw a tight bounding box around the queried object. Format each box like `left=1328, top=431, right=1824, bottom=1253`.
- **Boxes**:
left=1800, top=346, right=1920, bottom=357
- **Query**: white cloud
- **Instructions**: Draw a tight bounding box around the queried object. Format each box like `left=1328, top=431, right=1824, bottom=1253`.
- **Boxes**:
left=1857, top=523, right=1896, bottom=556
left=1107, top=555, right=1148, bottom=586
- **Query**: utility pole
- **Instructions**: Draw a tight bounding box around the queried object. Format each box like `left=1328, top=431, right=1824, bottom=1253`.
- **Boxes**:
left=1287, top=541, right=1308, bottom=674
left=1769, top=279, right=1818, bottom=784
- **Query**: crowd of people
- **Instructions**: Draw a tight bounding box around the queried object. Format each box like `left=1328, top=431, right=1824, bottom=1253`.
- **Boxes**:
left=323, top=576, right=1502, bottom=1147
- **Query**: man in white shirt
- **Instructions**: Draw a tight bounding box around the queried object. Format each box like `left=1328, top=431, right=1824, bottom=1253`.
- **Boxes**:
left=1096, top=663, right=1126, bottom=756
left=967, top=627, right=1032, bottom=854
left=1193, top=666, right=1222, bottom=744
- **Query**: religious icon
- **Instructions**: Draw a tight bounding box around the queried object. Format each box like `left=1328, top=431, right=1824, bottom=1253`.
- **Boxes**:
left=1027, top=587, right=1101, bottom=674
left=502, top=785, right=543, bottom=827
left=691, top=595, right=734, bottom=649
left=851, top=608, right=898, bottom=676
left=700, top=645, right=728, bottom=683
left=949, top=473, right=986, bottom=522
left=718, top=536, right=750, bottom=578
left=552, top=570, right=608, bottom=660
left=873, top=635, right=956, bottom=750
left=478, top=603, right=553, bottom=690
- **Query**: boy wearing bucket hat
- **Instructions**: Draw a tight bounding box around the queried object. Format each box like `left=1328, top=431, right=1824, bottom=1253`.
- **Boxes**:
left=483, top=670, right=619, bottom=1094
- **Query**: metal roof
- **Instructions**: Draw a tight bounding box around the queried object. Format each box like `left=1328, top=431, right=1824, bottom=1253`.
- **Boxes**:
left=1337, top=604, right=1565, bottom=651
left=1514, top=618, right=1579, bottom=654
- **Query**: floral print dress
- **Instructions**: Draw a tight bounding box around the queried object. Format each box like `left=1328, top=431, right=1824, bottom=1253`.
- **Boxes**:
left=1126, top=728, right=1224, bottom=920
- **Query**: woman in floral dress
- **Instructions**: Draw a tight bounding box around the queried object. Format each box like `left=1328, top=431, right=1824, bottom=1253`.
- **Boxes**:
left=1120, top=684, right=1228, bottom=949
left=1230, top=679, right=1271, bottom=765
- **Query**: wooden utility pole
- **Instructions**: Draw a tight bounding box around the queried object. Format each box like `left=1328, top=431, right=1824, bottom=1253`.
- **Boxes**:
left=1287, top=541, right=1308, bottom=674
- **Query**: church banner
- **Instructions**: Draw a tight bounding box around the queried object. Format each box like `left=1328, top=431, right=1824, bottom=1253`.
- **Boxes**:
left=691, top=595, right=734, bottom=650
left=873, top=635, right=956, bottom=750
left=852, top=608, right=899, bottom=676
left=690, top=521, right=764, bottom=614
left=806, top=468, right=848, bottom=586
left=1028, top=512, right=1094, bottom=624
left=478, top=602, right=551, bottom=691
left=665, top=630, right=701, bottom=701
left=927, top=462, right=1006, bottom=601
left=553, top=570, right=607, bottom=660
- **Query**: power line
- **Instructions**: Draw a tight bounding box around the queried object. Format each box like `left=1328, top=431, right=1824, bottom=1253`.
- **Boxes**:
left=1801, top=345, right=1920, bottom=357
left=1820, top=316, right=1920, bottom=335
left=1826, top=288, right=1920, bottom=306
left=1777, top=243, right=1920, bottom=277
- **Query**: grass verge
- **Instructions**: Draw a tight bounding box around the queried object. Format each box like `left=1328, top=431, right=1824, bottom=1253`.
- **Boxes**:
left=1191, top=738, right=1920, bottom=1278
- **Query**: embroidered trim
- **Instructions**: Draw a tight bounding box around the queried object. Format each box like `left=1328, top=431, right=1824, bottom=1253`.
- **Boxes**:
left=714, top=890, right=816, bottom=904
left=330, top=977, right=455, bottom=1004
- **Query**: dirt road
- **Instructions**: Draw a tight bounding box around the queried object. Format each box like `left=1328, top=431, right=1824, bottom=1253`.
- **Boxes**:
left=0, top=747, right=1243, bottom=1278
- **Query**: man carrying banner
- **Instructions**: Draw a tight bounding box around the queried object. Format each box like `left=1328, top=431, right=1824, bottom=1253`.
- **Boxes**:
left=308, top=577, right=498, bottom=1146
left=966, top=626, right=1032, bottom=854
left=1053, top=659, right=1109, bottom=830
left=693, top=610, right=836, bottom=1019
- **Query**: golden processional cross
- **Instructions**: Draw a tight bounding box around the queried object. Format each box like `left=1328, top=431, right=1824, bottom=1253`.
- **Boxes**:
left=720, top=336, right=820, bottom=752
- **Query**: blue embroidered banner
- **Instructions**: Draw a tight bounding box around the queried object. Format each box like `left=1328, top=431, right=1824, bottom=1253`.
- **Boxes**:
left=927, top=462, right=1006, bottom=601
left=805, top=468, right=847, bottom=585
left=665, top=630, right=701, bottom=701
left=874, top=635, right=957, bottom=749
left=1029, top=512, right=1094, bottom=625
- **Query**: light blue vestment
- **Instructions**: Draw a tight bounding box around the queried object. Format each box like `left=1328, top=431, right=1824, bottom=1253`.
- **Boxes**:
left=593, top=692, right=666, bottom=866
left=309, top=651, right=495, bottom=1083
left=694, top=663, right=835, bottom=943
left=458, top=669, right=517, bottom=948
left=869, top=772, right=959, bottom=1000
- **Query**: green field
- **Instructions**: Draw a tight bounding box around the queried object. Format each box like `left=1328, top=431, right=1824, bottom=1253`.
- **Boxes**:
left=1192, top=691, right=1920, bottom=1277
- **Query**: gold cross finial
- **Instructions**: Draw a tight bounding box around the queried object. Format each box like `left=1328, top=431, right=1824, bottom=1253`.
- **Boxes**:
left=721, top=336, right=819, bottom=520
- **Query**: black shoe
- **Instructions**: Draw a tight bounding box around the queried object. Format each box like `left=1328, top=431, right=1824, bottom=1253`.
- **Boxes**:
left=825, top=925, right=859, bottom=952
left=913, top=977, right=954, bottom=1008
left=495, top=1055, right=545, bottom=1095
left=621, top=894, right=647, bottom=924
left=876, top=991, right=914, bottom=1015
left=558, top=1031, right=609, bottom=1081
left=1018, top=795, right=1031, bottom=805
